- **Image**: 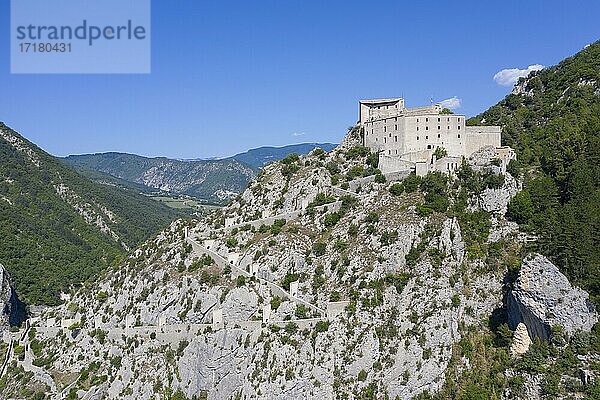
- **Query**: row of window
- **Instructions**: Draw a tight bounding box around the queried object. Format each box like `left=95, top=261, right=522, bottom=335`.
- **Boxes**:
left=374, top=133, right=462, bottom=143
left=416, top=134, right=461, bottom=140
left=416, top=125, right=461, bottom=131
left=364, top=116, right=463, bottom=125
left=417, top=117, right=462, bottom=123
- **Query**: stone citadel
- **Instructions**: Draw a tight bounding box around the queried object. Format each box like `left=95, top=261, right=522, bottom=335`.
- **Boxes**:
left=358, top=98, right=515, bottom=175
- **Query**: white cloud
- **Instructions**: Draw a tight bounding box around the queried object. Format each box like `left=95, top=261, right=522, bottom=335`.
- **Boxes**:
left=438, top=96, right=462, bottom=110
left=291, top=132, right=305, bottom=137
left=493, top=64, right=544, bottom=86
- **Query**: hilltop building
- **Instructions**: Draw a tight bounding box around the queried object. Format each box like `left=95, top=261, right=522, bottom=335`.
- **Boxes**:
left=358, top=98, right=514, bottom=175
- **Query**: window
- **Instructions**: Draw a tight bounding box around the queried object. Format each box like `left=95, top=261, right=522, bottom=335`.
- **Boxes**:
left=425, top=136, right=428, bottom=140
left=394, top=117, right=397, bottom=122
left=426, top=118, right=429, bottom=122
left=389, top=150, right=391, bottom=154
left=417, top=136, right=419, bottom=140
left=438, top=118, right=441, bottom=122
left=427, top=145, right=432, bottom=149
left=458, top=134, right=461, bottom=138
left=425, top=126, right=429, bottom=130
left=416, top=127, right=419, bottom=131
left=384, top=137, right=386, bottom=143
left=417, top=118, right=419, bottom=122
left=384, top=126, right=386, bottom=132
left=389, top=133, right=391, bottom=138
left=448, top=126, right=450, bottom=129
left=437, top=134, right=440, bottom=138
left=394, top=125, right=397, bottom=130
left=458, top=126, right=461, bottom=130
left=438, top=126, right=441, bottom=130
left=395, top=136, right=398, bottom=142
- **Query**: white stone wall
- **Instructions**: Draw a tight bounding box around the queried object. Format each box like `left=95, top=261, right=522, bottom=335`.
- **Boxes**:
left=359, top=98, right=404, bottom=124
left=464, top=126, right=501, bottom=156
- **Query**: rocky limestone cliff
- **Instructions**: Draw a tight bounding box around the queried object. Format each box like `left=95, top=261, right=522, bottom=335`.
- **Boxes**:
left=0, top=263, right=26, bottom=331
left=507, top=253, right=598, bottom=340
left=2, top=130, right=580, bottom=399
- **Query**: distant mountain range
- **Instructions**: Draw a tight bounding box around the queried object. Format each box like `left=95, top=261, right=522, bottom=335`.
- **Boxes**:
left=230, top=142, right=337, bottom=168
left=63, top=143, right=337, bottom=204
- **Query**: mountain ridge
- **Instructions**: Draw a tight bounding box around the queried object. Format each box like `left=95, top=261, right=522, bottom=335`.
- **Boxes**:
left=62, top=142, right=337, bottom=204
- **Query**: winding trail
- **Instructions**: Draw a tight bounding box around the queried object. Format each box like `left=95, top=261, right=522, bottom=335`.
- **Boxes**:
left=187, top=236, right=326, bottom=316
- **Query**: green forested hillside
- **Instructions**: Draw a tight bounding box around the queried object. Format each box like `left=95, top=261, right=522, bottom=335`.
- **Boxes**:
left=468, top=41, right=600, bottom=303
left=0, top=124, right=184, bottom=305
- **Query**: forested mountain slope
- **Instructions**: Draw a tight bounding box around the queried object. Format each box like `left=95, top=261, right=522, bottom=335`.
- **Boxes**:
left=0, top=123, right=184, bottom=305
left=468, top=41, right=600, bottom=304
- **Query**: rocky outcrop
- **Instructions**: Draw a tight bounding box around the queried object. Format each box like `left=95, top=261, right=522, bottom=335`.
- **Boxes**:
left=510, top=322, right=532, bottom=356
left=477, top=173, right=518, bottom=214
left=507, top=254, right=598, bottom=340
left=0, top=263, right=26, bottom=331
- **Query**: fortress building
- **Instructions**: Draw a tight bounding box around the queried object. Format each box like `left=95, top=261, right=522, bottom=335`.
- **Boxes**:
left=358, top=98, right=514, bottom=175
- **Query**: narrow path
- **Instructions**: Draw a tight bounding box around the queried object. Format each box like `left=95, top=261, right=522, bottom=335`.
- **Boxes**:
left=0, top=337, right=14, bottom=378
left=187, top=237, right=326, bottom=316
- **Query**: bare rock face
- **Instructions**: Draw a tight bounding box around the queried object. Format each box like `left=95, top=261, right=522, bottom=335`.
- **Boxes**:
left=0, top=263, right=26, bottom=331
left=477, top=173, right=518, bottom=215
left=507, top=254, right=598, bottom=340
left=510, top=323, right=532, bottom=356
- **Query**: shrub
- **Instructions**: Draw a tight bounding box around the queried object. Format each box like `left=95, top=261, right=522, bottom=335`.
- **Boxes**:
left=270, top=296, right=282, bottom=310
left=295, top=304, right=309, bottom=319
left=366, top=152, right=379, bottom=168
left=375, top=173, right=386, bottom=183
left=323, top=212, right=342, bottom=227
left=433, top=147, right=448, bottom=159
left=315, top=320, right=330, bottom=333
left=358, top=369, right=367, bottom=381
left=347, top=166, right=364, bottom=179
left=326, top=162, right=341, bottom=175
left=282, top=272, right=299, bottom=290
left=282, top=163, right=300, bottom=177
left=284, top=322, right=298, bottom=334
left=389, top=183, right=404, bottom=196
left=364, top=212, right=379, bottom=224
left=403, top=173, right=421, bottom=192
left=312, top=242, right=327, bottom=256
left=281, top=153, right=300, bottom=164
left=451, top=294, right=461, bottom=307
left=270, top=219, right=286, bottom=235
left=226, top=237, right=238, bottom=248
left=236, top=275, right=246, bottom=287
left=346, top=146, right=370, bottom=159
left=309, top=193, right=336, bottom=207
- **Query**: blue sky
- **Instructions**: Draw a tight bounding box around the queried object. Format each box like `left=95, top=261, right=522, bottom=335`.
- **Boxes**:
left=0, top=0, right=598, bottom=159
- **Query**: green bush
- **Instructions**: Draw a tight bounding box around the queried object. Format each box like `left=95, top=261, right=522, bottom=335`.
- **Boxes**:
left=236, top=275, right=246, bottom=287
left=312, top=242, right=327, bottom=256
left=389, top=183, right=404, bottom=196
left=281, top=153, right=300, bottom=164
